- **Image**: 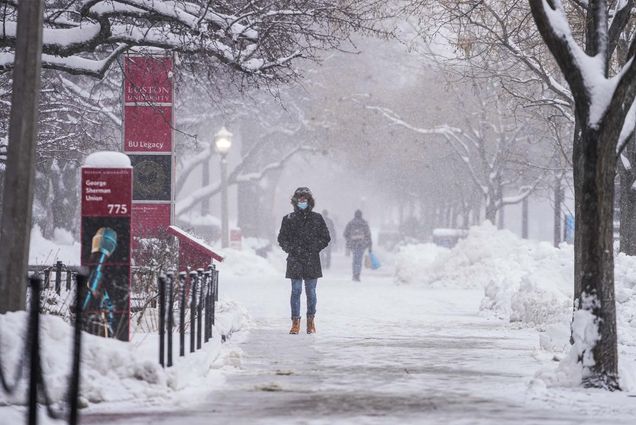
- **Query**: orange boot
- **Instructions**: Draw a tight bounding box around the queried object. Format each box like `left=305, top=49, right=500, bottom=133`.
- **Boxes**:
left=289, top=318, right=301, bottom=334
left=307, top=315, right=316, bottom=334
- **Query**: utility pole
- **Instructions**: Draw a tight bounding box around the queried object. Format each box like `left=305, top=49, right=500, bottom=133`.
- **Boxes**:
left=0, top=0, right=44, bottom=313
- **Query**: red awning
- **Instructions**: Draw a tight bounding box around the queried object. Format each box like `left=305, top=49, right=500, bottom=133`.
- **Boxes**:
left=167, top=225, right=224, bottom=262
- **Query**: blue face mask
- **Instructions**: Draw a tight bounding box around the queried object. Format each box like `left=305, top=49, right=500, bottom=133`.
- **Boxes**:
left=297, top=201, right=308, bottom=210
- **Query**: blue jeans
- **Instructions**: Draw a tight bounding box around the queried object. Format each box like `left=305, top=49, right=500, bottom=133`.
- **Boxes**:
left=352, top=247, right=365, bottom=278
left=290, top=278, right=317, bottom=319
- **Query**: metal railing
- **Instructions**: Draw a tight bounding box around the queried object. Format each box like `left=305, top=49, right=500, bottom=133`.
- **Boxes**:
left=0, top=275, right=85, bottom=425
left=26, top=261, right=221, bottom=370
left=157, top=265, right=219, bottom=368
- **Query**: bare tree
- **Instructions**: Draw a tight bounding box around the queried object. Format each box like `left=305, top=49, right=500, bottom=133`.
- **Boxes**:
left=367, top=80, right=546, bottom=224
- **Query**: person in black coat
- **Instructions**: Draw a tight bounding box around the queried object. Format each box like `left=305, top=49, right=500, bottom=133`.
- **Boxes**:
left=277, top=187, right=331, bottom=334
left=343, top=210, right=372, bottom=281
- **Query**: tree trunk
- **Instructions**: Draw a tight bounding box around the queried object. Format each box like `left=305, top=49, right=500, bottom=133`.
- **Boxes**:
left=618, top=135, right=636, bottom=254
left=472, top=199, right=481, bottom=225
left=554, top=176, right=563, bottom=247
left=522, top=197, right=529, bottom=239
left=573, top=126, right=619, bottom=390
left=462, top=204, right=470, bottom=229
left=0, top=0, right=44, bottom=313
left=451, top=204, right=458, bottom=228
left=485, top=198, right=497, bottom=224
left=497, top=205, right=505, bottom=229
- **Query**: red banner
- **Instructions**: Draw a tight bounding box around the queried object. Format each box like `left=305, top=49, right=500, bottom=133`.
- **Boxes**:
left=124, top=56, right=173, bottom=104
left=124, top=106, right=172, bottom=153
left=81, top=168, right=132, bottom=217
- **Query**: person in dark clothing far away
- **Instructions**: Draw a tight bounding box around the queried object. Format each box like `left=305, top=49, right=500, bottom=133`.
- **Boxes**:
left=320, top=209, right=336, bottom=269
left=343, top=210, right=372, bottom=282
left=277, top=187, right=331, bottom=334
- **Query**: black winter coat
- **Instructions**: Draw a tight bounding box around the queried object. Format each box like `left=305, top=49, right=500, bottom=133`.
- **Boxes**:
left=278, top=209, right=331, bottom=279
left=343, top=217, right=372, bottom=250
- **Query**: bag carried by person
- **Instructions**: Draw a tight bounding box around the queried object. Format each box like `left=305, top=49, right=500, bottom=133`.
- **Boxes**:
left=364, top=252, right=381, bottom=270
left=369, top=252, right=381, bottom=270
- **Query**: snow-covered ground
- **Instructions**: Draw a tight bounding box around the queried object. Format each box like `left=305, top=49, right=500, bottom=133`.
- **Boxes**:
left=4, top=224, right=636, bottom=424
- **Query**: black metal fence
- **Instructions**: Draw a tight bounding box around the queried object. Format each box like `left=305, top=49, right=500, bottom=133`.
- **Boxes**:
left=0, top=275, right=85, bottom=425
left=157, top=265, right=219, bottom=368
left=3, top=260, right=222, bottom=425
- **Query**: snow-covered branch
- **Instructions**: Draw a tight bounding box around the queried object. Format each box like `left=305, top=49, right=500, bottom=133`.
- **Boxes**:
left=0, top=0, right=386, bottom=79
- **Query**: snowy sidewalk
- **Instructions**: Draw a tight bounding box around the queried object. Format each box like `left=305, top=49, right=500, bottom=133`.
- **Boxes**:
left=81, top=253, right=636, bottom=425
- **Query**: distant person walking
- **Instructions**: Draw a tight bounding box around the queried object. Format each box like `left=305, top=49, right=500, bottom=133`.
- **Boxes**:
left=277, top=187, right=331, bottom=334
left=320, top=209, right=337, bottom=269
left=343, top=210, right=372, bottom=282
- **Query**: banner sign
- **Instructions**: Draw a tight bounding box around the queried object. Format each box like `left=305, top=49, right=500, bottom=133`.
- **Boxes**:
left=124, top=56, right=173, bottom=104
left=124, top=106, right=172, bottom=153
left=123, top=54, right=174, bottom=240
left=81, top=167, right=132, bottom=341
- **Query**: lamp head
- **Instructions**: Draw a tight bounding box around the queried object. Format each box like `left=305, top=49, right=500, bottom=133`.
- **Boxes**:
left=214, top=126, right=233, bottom=155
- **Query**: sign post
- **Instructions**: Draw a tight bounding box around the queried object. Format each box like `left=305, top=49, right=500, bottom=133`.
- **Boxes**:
left=81, top=152, right=132, bottom=341
left=123, top=54, right=174, bottom=240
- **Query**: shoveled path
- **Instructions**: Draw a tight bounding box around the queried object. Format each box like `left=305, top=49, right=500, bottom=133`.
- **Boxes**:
left=83, top=253, right=636, bottom=425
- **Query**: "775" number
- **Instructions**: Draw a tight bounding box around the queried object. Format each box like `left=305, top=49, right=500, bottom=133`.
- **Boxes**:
left=107, top=204, right=128, bottom=215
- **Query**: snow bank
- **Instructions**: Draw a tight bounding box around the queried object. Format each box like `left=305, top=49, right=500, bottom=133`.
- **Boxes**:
left=0, top=299, right=249, bottom=407
left=217, top=242, right=281, bottom=279
left=395, top=222, right=572, bottom=303
left=394, top=243, right=448, bottom=285
left=29, top=225, right=81, bottom=265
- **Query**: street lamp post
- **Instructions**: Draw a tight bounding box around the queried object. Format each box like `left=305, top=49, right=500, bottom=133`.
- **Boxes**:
left=214, top=127, right=232, bottom=248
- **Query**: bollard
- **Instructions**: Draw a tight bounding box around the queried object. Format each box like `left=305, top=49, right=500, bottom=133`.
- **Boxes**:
left=43, top=267, right=51, bottom=292
left=204, top=269, right=211, bottom=342
left=196, top=269, right=204, bottom=350
left=28, top=277, right=41, bottom=425
left=55, top=260, right=63, bottom=295
left=167, top=272, right=174, bottom=367
left=211, top=266, right=218, bottom=326
left=179, top=272, right=186, bottom=357
left=213, top=264, right=219, bottom=302
left=69, top=273, right=86, bottom=425
left=189, top=271, right=197, bottom=353
left=66, top=269, right=72, bottom=292
left=158, top=275, right=166, bottom=368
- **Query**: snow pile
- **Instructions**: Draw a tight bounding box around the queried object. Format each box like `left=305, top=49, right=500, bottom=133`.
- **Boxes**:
left=395, top=222, right=572, bottom=308
left=394, top=243, right=448, bottom=285
left=217, top=243, right=281, bottom=279
left=29, top=225, right=81, bottom=265
left=0, top=299, right=249, bottom=407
